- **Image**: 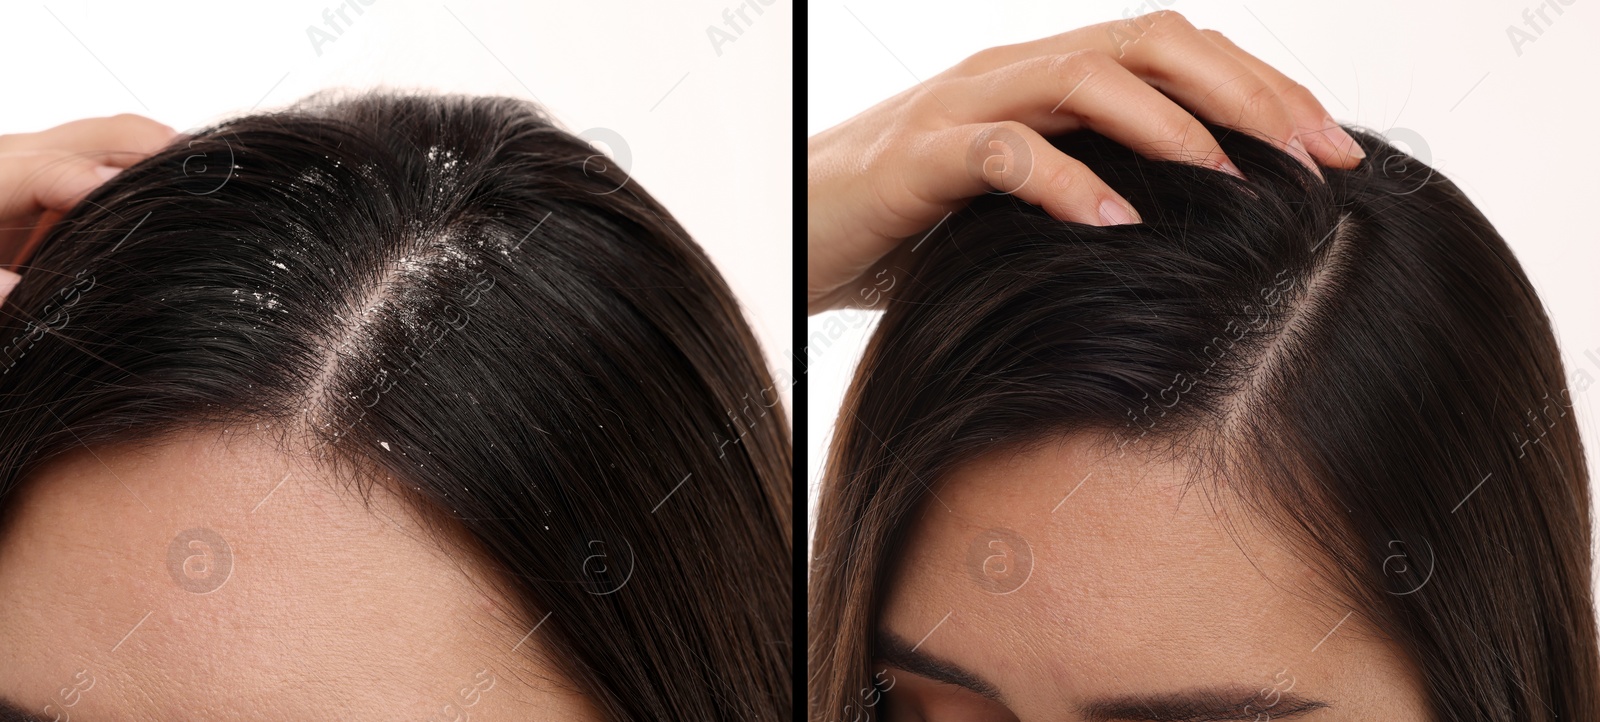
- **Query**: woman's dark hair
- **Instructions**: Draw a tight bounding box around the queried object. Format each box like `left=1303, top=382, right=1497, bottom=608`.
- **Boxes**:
left=810, top=123, right=1597, bottom=721
left=0, top=92, right=790, bottom=721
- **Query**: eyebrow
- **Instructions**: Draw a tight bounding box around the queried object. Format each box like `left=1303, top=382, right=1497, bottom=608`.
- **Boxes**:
left=876, top=628, right=1004, bottom=699
left=0, top=697, right=57, bottom=722
left=1079, top=690, right=1329, bottom=722
left=875, top=630, right=1331, bottom=722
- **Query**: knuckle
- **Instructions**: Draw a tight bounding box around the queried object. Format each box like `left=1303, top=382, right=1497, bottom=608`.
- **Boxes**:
left=105, top=112, right=146, bottom=126
left=904, top=80, right=950, bottom=116
left=956, top=45, right=1010, bottom=74
left=1043, top=50, right=1107, bottom=94
left=1239, top=80, right=1285, bottom=116
left=1049, top=49, right=1106, bottom=79
left=1039, top=51, right=1111, bottom=110
left=1281, top=82, right=1322, bottom=110
left=983, top=119, right=1030, bottom=139
left=1153, top=116, right=1202, bottom=147
left=966, top=122, right=1036, bottom=190
left=970, top=120, right=1029, bottom=155
left=1141, top=9, right=1195, bottom=38
left=1040, top=158, right=1083, bottom=196
left=1233, top=84, right=1297, bottom=143
left=106, top=113, right=171, bottom=140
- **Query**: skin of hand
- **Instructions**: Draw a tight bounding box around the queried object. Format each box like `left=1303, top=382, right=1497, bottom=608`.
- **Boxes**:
left=807, top=10, right=1367, bottom=315
left=0, top=114, right=177, bottom=301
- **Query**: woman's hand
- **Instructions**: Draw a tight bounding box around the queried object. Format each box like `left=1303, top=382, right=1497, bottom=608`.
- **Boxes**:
left=0, top=114, right=176, bottom=300
left=807, top=10, right=1365, bottom=314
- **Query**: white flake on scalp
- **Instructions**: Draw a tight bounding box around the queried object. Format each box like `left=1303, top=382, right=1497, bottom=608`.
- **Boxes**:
left=298, top=220, right=487, bottom=439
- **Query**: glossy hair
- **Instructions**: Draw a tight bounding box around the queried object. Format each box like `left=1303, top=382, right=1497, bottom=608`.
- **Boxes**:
left=810, top=123, right=1597, bottom=721
left=0, top=92, right=790, bottom=721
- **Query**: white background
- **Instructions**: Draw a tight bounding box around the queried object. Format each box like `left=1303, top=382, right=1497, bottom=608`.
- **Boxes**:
left=808, top=0, right=1600, bottom=560
left=0, top=0, right=793, bottom=414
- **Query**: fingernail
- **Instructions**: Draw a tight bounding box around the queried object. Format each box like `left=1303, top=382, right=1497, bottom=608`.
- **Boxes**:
left=0, top=269, right=21, bottom=305
left=1288, top=136, right=1312, bottom=163
left=1326, top=117, right=1366, bottom=161
left=94, top=165, right=123, bottom=182
left=1098, top=197, right=1141, bottom=226
left=1288, top=136, right=1322, bottom=177
left=1216, top=158, right=1246, bottom=180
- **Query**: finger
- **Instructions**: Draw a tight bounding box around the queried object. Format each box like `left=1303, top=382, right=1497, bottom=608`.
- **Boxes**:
left=0, top=150, right=122, bottom=219
left=1102, top=13, right=1317, bottom=176
left=920, top=121, right=1142, bottom=226
left=948, top=11, right=1318, bottom=176
left=1198, top=29, right=1364, bottom=167
left=0, top=114, right=176, bottom=167
left=0, top=212, right=37, bottom=270
left=10, top=208, right=66, bottom=271
left=947, top=50, right=1242, bottom=177
left=948, top=12, right=1218, bottom=73
left=0, top=268, right=20, bottom=304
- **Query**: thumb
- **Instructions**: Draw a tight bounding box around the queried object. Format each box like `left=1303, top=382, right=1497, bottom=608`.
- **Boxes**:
left=0, top=151, right=121, bottom=220
left=0, top=268, right=20, bottom=305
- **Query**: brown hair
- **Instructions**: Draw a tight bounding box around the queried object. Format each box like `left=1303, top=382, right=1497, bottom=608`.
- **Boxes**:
left=810, top=122, right=1597, bottom=721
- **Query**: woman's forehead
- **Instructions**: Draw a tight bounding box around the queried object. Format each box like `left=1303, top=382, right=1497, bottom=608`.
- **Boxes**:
left=0, top=430, right=595, bottom=721
left=877, top=435, right=1413, bottom=709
